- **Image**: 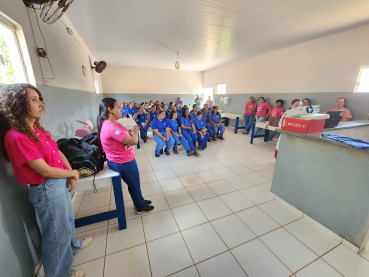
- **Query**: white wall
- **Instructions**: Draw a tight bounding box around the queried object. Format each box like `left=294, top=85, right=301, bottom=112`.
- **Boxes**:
left=101, top=65, right=203, bottom=94
left=204, top=23, right=369, bottom=94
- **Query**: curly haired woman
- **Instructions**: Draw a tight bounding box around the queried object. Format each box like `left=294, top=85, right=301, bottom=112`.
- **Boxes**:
left=0, top=84, right=92, bottom=277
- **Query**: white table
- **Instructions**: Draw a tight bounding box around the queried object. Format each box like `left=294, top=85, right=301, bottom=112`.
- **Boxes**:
left=250, top=121, right=281, bottom=144
left=74, top=162, right=126, bottom=230
left=221, top=113, right=245, bottom=134
left=117, top=118, right=141, bottom=148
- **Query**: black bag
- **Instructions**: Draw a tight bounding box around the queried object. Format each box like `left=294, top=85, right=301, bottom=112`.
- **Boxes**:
left=57, top=138, right=105, bottom=178
left=80, top=132, right=99, bottom=146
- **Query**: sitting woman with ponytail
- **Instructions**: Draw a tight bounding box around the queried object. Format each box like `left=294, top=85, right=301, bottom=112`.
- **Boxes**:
left=180, top=107, right=199, bottom=153
left=97, top=98, right=154, bottom=214
left=0, top=84, right=92, bottom=277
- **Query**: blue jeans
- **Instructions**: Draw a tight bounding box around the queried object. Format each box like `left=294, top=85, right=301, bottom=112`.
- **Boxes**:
left=107, top=159, right=147, bottom=211
left=139, top=123, right=149, bottom=139
left=197, top=132, right=210, bottom=148
left=29, top=178, right=82, bottom=277
left=153, top=131, right=175, bottom=154
left=182, top=129, right=197, bottom=151
left=254, top=116, right=266, bottom=135
left=172, top=133, right=190, bottom=152
left=211, top=123, right=225, bottom=138
left=244, top=114, right=254, bottom=132
left=206, top=124, right=213, bottom=136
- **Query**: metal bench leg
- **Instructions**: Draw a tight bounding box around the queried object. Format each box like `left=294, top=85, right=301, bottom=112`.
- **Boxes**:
left=225, top=117, right=229, bottom=127
left=250, top=123, right=256, bottom=144
left=112, top=175, right=127, bottom=230
left=234, top=117, right=239, bottom=134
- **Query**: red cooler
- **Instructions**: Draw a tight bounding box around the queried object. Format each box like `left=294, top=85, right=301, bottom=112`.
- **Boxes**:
left=281, top=117, right=326, bottom=133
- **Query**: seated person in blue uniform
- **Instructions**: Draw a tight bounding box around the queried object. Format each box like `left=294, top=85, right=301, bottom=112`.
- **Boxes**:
left=168, top=110, right=198, bottom=156
left=156, top=104, right=161, bottom=112
left=194, top=112, right=210, bottom=151
left=148, top=105, right=158, bottom=127
left=168, top=102, right=174, bottom=110
left=201, top=107, right=213, bottom=142
left=152, top=110, right=175, bottom=157
left=127, top=103, right=137, bottom=118
left=162, top=104, right=169, bottom=119
left=190, top=104, right=200, bottom=121
left=133, top=107, right=149, bottom=142
left=209, top=106, right=225, bottom=140
left=174, top=104, right=181, bottom=117
left=176, top=96, right=183, bottom=110
left=120, top=102, right=128, bottom=118
left=180, top=107, right=198, bottom=152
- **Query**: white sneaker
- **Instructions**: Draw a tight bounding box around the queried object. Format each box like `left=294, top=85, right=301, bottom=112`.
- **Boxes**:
left=71, top=270, right=85, bottom=277
left=80, top=237, right=93, bottom=250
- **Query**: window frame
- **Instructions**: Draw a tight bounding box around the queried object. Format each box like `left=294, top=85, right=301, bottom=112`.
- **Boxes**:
left=354, top=65, right=369, bottom=93
left=94, top=79, right=100, bottom=94
left=216, top=83, right=227, bottom=94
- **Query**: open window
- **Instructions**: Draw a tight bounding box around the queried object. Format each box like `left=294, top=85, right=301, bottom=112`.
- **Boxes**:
left=94, top=79, right=100, bottom=94
left=216, top=83, right=227, bottom=94
left=354, top=65, right=369, bottom=93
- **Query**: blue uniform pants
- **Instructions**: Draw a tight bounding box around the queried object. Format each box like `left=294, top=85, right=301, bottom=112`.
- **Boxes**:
left=139, top=123, right=149, bottom=139
left=172, top=133, right=190, bottom=152
left=153, top=131, right=175, bottom=154
left=211, top=123, right=225, bottom=138
left=181, top=129, right=196, bottom=152
left=206, top=124, right=213, bottom=136
left=197, top=132, right=210, bottom=148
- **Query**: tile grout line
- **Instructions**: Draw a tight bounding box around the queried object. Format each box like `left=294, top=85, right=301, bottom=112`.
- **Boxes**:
left=140, top=215, right=153, bottom=277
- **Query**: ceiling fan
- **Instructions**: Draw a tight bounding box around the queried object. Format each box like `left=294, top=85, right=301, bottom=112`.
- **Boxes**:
left=23, top=0, right=74, bottom=24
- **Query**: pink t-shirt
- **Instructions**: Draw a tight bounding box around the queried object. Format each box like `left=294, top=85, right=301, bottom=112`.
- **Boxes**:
left=270, top=107, right=284, bottom=118
left=4, top=127, right=68, bottom=185
left=324, top=108, right=352, bottom=121
left=256, top=103, right=271, bottom=117
left=245, top=102, right=256, bottom=115
left=100, top=120, right=135, bottom=163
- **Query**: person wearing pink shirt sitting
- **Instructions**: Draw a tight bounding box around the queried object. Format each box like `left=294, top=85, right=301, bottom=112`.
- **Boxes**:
left=269, top=99, right=284, bottom=140
left=324, top=97, right=352, bottom=122
left=254, top=96, right=271, bottom=135
left=243, top=96, right=257, bottom=134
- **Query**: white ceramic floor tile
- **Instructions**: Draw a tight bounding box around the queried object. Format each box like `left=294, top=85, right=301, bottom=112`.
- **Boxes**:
left=207, top=160, right=227, bottom=169
left=164, top=188, right=195, bottom=208
left=359, top=246, right=369, bottom=261
left=228, top=164, right=253, bottom=175
left=239, top=186, right=274, bottom=205
left=143, top=193, right=169, bottom=213
left=226, top=175, right=255, bottom=190
left=258, top=200, right=302, bottom=226
left=135, top=157, right=150, bottom=165
left=197, top=197, right=233, bottom=221
left=179, top=174, right=204, bottom=187
left=159, top=177, right=185, bottom=192
left=137, top=163, right=153, bottom=173
left=211, top=153, right=230, bottom=160
left=284, top=219, right=341, bottom=256
left=189, top=163, right=212, bottom=173
left=169, top=159, right=187, bottom=168
left=73, top=257, right=105, bottom=277
left=155, top=168, right=177, bottom=181
left=73, top=227, right=108, bottom=266
left=111, top=185, right=130, bottom=204
left=108, top=202, right=141, bottom=226
left=171, top=203, right=208, bottom=230
left=183, top=157, right=204, bottom=165
left=173, top=165, right=196, bottom=177
left=215, top=167, right=239, bottom=178
left=104, top=244, right=151, bottom=277
left=140, top=171, right=157, bottom=183
left=207, top=179, right=236, bottom=195
left=211, top=215, right=256, bottom=248
left=257, top=182, right=272, bottom=192
left=170, top=266, right=199, bottom=277
left=142, top=210, right=179, bottom=241
left=151, top=161, right=172, bottom=171
left=106, top=218, right=146, bottom=255
left=236, top=207, right=280, bottom=236
left=197, top=170, right=223, bottom=183
left=241, top=172, right=270, bottom=185
left=323, top=245, right=369, bottom=277
left=196, top=251, right=247, bottom=277
left=257, top=160, right=276, bottom=169
left=140, top=181, right=163, bottom=197
left=257, top=169, right=275, bottom=181
left=79, top=190, right=111, bottom=211
left=295, top=259, right=342, bottom=277
left=76, top=205, right=110, bottom=220
left=243, top=162, right=267, bottom=172
left=186, top=183, right=217, bottom=201
left=219, top=191, right=255, bottom=212
left=73, top=196, right=83, bottom=212
left=231, top=239, right=292, bottom=277
left=147, top=233, right=194, bottom=277
left=83, top=186, right=112, bottom=195
left=260, top=228, right=318, bottom=272
left=198, top=155, right=214, bottom=163
left=182, top=223, right=228, bottom=263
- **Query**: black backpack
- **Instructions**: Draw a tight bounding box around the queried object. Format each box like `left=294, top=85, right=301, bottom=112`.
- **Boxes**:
left=57, top=137, right=105, bottom=178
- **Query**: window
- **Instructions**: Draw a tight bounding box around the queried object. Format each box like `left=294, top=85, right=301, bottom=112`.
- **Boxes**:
left=0, top=18, right=27, bottom=85
left=354, top=66, right=369, bottom=93
left=217, top=83, right=226, bottom=94
left=94, top=79, right=100, bottom=94
left=203, top=87, right=213, bottom=101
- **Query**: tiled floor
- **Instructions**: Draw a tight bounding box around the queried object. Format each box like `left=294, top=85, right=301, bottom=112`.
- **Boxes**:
left=71, top=127, right=369, bottom=277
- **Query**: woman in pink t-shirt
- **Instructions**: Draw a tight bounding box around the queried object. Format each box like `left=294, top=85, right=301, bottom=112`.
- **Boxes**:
left=97, top=98, right=154, bottom=214
left=254, top=97, right=272, bottom=135
left=0, top=84, right=91, bottom=277
left=243, top=96, right=257, bottom=134
left=324, top=98, right=352, bottom=122
left=269, top=99, right=284, bottom=140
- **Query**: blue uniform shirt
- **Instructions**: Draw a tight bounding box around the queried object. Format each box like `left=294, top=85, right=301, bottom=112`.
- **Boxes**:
left=209, top=112, right=222, bottom=124
left=165, top=109, right=171, bottom=119
left=152, top=118, right=170, bottom=133
left=202, top=112, right=210, bottom=123
left=169, top=119, right=180, bottom=133
left=121, top=108, right=127, bottom=118
left=194, top=118, right=207, bottom=131
left=180, top=116, right=193, bottom=128
left=137, top=113, right=148, bottom=124
left=127, top=107, right=136, bottom=116
left=149, top=110, right=158, bottom=122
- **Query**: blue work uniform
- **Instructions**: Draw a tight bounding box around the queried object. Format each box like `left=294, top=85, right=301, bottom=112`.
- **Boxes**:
left=168, top=119, right=191, bottom=152
left=180, top=116, right=197, bottom=149
left=121, top=108, right=128, bottom=118
left=190, top=111, right=200, bottom=122
left=166, top=109, right=171, bottom=119
left=176, top=100, right=183, bottom=111
left=151, top=117, right=175, bottom=154
left=209, top=112, right=225, bottom=138
left=127, top=107, right=136, bottom=117
left=148, top=110, right=158, bottom=123
left=202, top=112, right=213, bottom=137
left=194, top=117, right=210, bottom=148
left=136, top=113, right=149, bottom=139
